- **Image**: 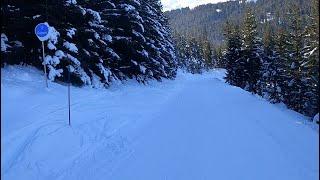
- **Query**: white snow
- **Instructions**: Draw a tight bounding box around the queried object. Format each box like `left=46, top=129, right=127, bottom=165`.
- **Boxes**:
left=1, top=66, right=319, bottom=180
left=63, top=41, right=78, bottom=53
left=47, top=65, right=63, bottom=80
left=140, top=49, right=149, bottom=57
left=91, top=73, right=104, bottom=88
left=139, top=65, right=147, bottom=74
left=66, top=28, right=77, bottom=38
left=47, top=41, right=57, bottom=50
left=216, top=9, right=222, bottom=13
left=86, top=9, right=101, bottom=24
left=65, top=0, right=77, bottom=5
left=266, top=12, right=274, bottom=21
left=82, top=49, right=90, bottom=56
left=44, top=55, right=60, bottom=66
left=66, top=53, right=81, bottom=66
left=44, top=23, right=60, bottom=44
left=13, top=41, right=23, bottom=47
left=55, top=50, right=65, bottom=58
left=97, top=63, right=112, bottom=82
left=314, top=113, right=319, bottom=123
left=78, top=6, right=86, bottom=15
left=102, top=34, right=112, bottom=42
left=304, top=47, right=318, bottom=59
left=1, top=33, right=10, bottom=52
left=106, top=47, right=120, bottom=60
left=120, top=4, right=136, bottom=12
left=94, top=32, right=100, bottom=40
left=32, top=15, right=41, bottom=19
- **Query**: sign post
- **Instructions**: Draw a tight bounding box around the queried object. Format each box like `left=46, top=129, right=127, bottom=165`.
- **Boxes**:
left=35, top=23, right=50, bottom=88
left=35, top=23, right=72, bottom=126
left=68, top=65, right=71, bottom=126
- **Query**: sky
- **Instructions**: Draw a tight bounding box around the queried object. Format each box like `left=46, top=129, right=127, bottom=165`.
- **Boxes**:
left=161, top=0, right=229, bottom=11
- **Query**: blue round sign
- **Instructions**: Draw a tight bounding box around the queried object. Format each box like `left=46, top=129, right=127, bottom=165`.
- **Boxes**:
left=35, top=23, right=49, bottom=38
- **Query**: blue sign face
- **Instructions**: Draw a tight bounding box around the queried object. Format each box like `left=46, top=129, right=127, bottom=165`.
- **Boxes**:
left=35, top=23, right=49, bottom=37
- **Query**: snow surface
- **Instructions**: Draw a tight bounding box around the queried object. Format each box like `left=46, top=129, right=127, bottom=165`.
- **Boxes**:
left=65, top=0, right=77, bottom=6
left=66, top=28, right=77, bottom=38
left=1, top=65, right=319, bottom=180
left=314, top=113, right=319, bottom=123
left=63, top=41, right=78, bottom=53
left=1, top=33, right=10, bottom=52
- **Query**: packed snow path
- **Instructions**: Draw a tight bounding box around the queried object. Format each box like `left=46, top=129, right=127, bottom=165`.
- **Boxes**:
left=1, top=66, right=319, bottom=180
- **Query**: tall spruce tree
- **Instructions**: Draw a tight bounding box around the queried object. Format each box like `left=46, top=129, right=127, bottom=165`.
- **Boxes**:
left=284, top=4, right=308, bottom=113
left=260, top=23, right=279, bottom=100
left=223, top=21, right=243, bottom=87
left=138, top=0, right=177, bottom=80
left=201, top=38, right=214, bottom=69
left=272, top=27, right=290, bottom=103
left=173, top=32, right=207, bottom=74
left=241, top=8, right=263, bottom=94
left=301, top=0, right=319, bottom=116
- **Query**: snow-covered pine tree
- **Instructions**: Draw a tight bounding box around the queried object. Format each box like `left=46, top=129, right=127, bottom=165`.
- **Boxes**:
left=188, top=37, right=206, bottom=73
left=223, top=21, right=243, bottom=87
left=213, top=46, right=225, bottom=68
left=201, top=38, right=214, bottom=69
left=76, top=0, right=120, bottom=87
left=172, top=32, right=188, bottom=71
left=271, top=27, right=290, bottom=103
left=96, top=0, right=147, bottom=82
left=135, top=0, right=176, bottom=81
left=2, top=0, right=177, bottom=87
left=151, top=0, right=178, bottom=78
left=1, top=0, right=116, bottom=87
left=284, top=4, right=308, bottom=113
left=45, top=0, right=92, bottom=86
left=301, top=0, right=319, bottom=117
left=1, top=0, right=68, bottom=82
left=260, top=23, right=278, bottom=100
left=241, top=8, right=263, bottom=94
left=172, top=32, right=207, bottom=74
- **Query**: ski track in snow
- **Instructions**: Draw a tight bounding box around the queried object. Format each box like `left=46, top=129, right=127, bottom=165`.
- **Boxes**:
left=1, top=65, right=319, bottom=180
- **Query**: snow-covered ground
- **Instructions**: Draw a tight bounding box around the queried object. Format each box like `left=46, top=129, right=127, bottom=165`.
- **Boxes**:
left=1, top=65, right=319, bottom=180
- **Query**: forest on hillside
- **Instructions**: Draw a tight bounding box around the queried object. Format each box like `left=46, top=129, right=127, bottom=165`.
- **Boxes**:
left=165, top=0, right=312, bottom=47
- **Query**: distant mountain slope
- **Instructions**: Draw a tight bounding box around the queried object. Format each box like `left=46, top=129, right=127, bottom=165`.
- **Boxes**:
left=165, top=0, right=311, bottom=46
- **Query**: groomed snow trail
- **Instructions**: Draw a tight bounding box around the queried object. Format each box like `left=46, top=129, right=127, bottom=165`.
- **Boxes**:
left=1, top=66, right=319, bottom=180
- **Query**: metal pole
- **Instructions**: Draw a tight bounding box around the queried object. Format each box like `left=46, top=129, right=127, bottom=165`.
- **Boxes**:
left=68, top=66, right=71, bottom=126
left=42, top=41, right=48, bottom=88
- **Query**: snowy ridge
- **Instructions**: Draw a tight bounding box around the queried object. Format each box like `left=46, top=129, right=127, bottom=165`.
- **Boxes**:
left=1, top=66, right=319, bottom=180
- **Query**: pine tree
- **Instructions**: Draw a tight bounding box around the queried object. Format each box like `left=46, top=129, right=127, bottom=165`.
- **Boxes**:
left=284, top=4, right=308, bottom=113
left=301, top=0, right=319, bottom=116
left=172, top=32, right=188, bottom=70
left=241, top=8, right=263, bottom=94
left=201, top=38, right=214, bottom=69
left=214, top=46, right=225, bottom=68
left=138, top=0, right=177, bottom=80
left=1, top=0, right=95, bottom=85
left=272, top=27, right=289, bottom=103
left=173, top=33, right=207, bottom=74
left=260, top=23, right=278, bottom=100
left=223, top=21, right=243, bottom=87
left=82, top=0, right=124, bottom=86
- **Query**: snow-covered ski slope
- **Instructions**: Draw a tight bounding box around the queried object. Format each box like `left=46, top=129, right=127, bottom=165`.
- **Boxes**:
left=1, top=66, right=319, bottom=180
